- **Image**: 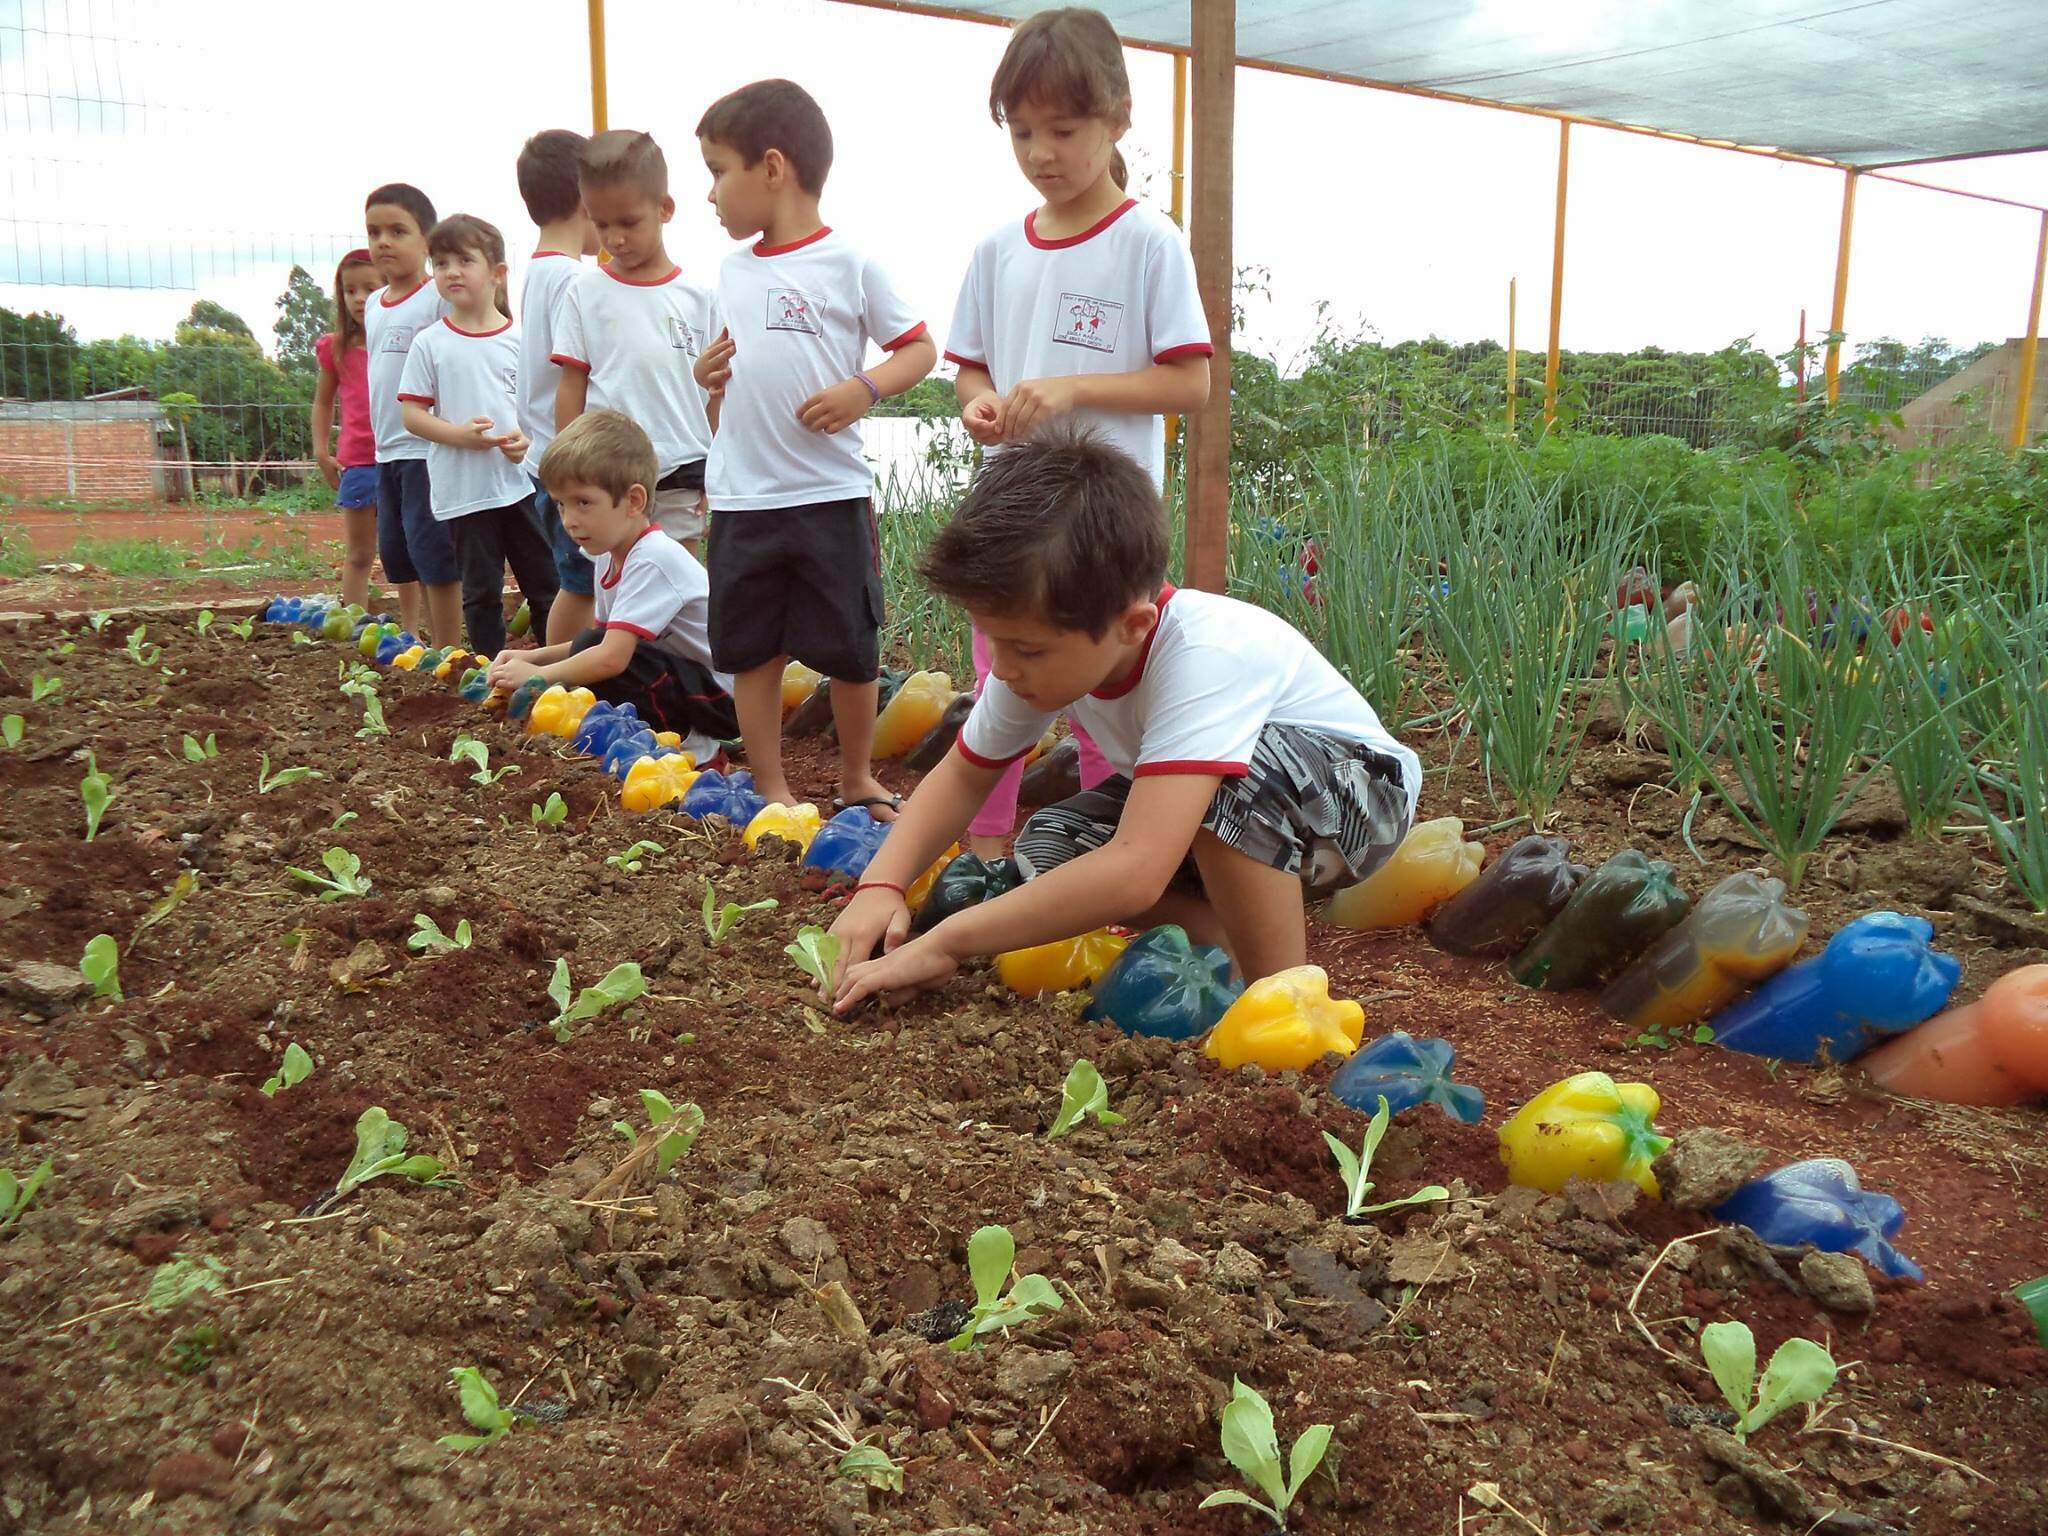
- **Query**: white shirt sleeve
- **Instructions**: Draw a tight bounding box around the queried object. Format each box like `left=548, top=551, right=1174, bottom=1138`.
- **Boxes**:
left=957, top=678, right=1056, bottom=768
left=1131, top=636, right=1276, bottom=777
left=551, top=283, right=591, bottom=372
left=944, top=251, right=987, bottom=370
left=396, top=333, right=437, bottom=407
left=605, top=551, right=690, bottom=639
left=1146, top=222, right=1214, bottom=363
left=859, top=256, right=926, bottom=353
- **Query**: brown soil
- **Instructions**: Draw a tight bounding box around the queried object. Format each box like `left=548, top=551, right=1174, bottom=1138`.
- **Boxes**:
left=0, top=607, right=2043, bottom=1536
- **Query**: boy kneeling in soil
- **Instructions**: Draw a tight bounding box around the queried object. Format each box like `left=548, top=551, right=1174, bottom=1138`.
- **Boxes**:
left=826, top=429, right=1421, bottom=1012
left=486, top=410, right=738, bottom=766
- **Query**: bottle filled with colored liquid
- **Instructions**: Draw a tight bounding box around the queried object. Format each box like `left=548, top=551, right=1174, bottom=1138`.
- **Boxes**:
left=620, top=753, right=698, bottom=813
left=1084, top=925, right=1242, bottom=1041
left=1710, top=911, right=1959, bottom=1064
left=912, top=853, right=1022, bottom=934
left=504, top=675, right=551, bottom=726
left=1426, top=835, right=1589, bottom=958
left=530, top=686, right=597, bottom=738
left=906, top=693, right=975, bottom=773
left=803, top=806, right=891, bottom=881
left=1600, top=872, right=1809, bottom=1032
left=871, top=670, right=955, bottom=760
left=1861, top=963, right=2048, bottom=1105
left=1511, top=850, right=1690, bottom=991
left=679, top=769, right=765, bottom=827
left=1713, top=1159, right=1921, bottom=1280
left=1498, top=1072, right=1668, bottom=1196
left=997, top=928, right=1130, bottom=997
left=1326, top=817, right=1484, bottom=930
left=781, top=660, right=824, bottom=716
left=1330, top=1032, right=1483, bottom=1123
left=1204, top=966, right=1365, bottom=1072
left=743, top=801, right=823, bottom=853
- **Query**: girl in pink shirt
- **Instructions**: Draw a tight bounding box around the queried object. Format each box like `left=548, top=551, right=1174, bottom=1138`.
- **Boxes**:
left=311, top=249, right=385, bottom=607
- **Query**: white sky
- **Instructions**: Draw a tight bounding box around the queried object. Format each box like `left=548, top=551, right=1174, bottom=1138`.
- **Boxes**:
left=3, top=0, right=2045, bottom=372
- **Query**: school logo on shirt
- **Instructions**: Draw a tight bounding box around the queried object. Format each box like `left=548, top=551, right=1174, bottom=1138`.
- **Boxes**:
left=765, top=288, right=822, bottom=336
left=1053, top=293, right=1123, bottom=354
left=666, top=315, right=700, bottom=355
left=382, top=326, right=415, bottom=353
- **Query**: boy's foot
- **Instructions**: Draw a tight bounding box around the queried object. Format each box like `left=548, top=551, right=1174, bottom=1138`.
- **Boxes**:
left=836, top=777, right=902, bottom=823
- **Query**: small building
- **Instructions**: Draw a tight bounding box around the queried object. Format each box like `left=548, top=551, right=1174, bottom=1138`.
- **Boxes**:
left=0, top=389, right=171, bottom=503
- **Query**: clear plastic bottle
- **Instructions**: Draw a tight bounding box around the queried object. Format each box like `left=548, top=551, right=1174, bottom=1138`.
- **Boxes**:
left=1327, top=817, right=1484, bottom=930
left=1599, top=872, right=1808, bottom=1032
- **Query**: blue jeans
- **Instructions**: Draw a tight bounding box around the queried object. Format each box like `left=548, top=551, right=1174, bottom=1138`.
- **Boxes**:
left=337, top=464, right=378, bottom=510
left=532, top=479, right=596, bottom=596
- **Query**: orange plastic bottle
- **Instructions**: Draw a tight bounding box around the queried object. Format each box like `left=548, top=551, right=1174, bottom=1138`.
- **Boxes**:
left=872, top=671, right=955, bottom=760
left=1326, top=818, right=1484, bottom=930
left=1599, top=872, right=1809, bottom=1033
left=781, top=660, right=824, bottom=717
left=1861, top=964, right=2048, bottom=1105
left=1203, top=965, right=1365, bottom=1071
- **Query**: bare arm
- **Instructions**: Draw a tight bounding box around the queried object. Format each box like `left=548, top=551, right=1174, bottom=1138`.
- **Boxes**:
left=486, top=628, right=636, bottom=689
left=997, top=353, right=1209, bottom=441
left=310, top=369, right=337, bottom=463
left=554, top=368, right=588, bottom=436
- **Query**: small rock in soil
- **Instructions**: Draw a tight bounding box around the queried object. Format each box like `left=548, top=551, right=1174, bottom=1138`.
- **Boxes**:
left=1561, top=1176, right=1641, bottom=1225
left=1652, top=1127, right=1770, bottom=1210
left=995, top=1347, right=1075, bottom=1399
left=3, top=960, right=90, bottom=1013
left=1539, top=1219, right=1637, bottom=1265
left=620, top=1344, right=670, bottom=1395
left=148, top=1450, right=232, bottom=1502
left=1800, top=1250, right=1877, bottom=1314
left=1284, top=1244, right=1390, bottom=1350
left=904, top=1299, right=973, bottom=1343
left=511, top=1397, right=569, bottom=1426
left=1146, top=1236, right=1206, bottom=1281
left=1663, top=1400, right=1738, bottom=1431
left=102, top=1188, right=202, bottom=1241
left=1211, top=1241, right=1265, bottom=1292
left=780, top=1215, right=838, bottom=1265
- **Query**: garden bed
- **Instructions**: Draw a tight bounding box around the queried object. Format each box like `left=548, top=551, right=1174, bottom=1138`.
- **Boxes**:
left=0, top=607, right=2043, bottom=1535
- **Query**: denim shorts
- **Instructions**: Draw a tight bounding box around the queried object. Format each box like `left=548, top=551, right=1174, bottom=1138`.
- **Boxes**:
left=337, top=464, right=378, bottom=510
left=375, top=459, right=458, bottom=587
left=532, top=479, right=595, bottom=597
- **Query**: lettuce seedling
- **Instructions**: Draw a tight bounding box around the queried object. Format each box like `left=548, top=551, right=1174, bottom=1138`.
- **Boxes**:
left=260, top=1042, right=313, bottom=1096
left=224, top=616, right=255, bottom=640
left=611, top=1090, right=703, bottom=1177
left=287, top=847, right=371, bottom=901
left=438, top=1366, right=516, bottom=1452
left=1701, top=1321, right=1838, bottom=1440
left=1198, top=1376, right=1333, bottom=1530
left=949, top=1224, right=1063, bottom=1351
left=531, top=792, right=568, bottom=826
left=80, top=753, right=114, bottom=842
left=334, top=1106, right=449, bottom=1198
left=30, top=674, right=61, bottom=701
left=545, top=958, right=647, bottom=1043
left=144, top=1254, right=226, bottom=1315
left=180, top=733, right=218, bottom=762
left=135, top=871, right=198, bottom=938
left=701, top=882, right=777, bottom=944
left=838, top=1444, right=905, bottom=1494
left=606, top=839, right=665, bottom=872
left=194, top=609, right=214, bottom=636
left=88, top=610, right=112, bottom=633
left=355, top=690, right=388, bottom=739
left=449, top=735, right=515, bottom=785
left=258, top=753, right=323, bottom=794
left=80, top=933, right=121, bottom=1001
left=3, top=715, right=22, bottom=748
left=124, top=625, right=161, bottom=666
left=409, top=914, right=474, bottom=955
left=1322, top=1095, right=1452, bottom=1221
left=785, top=926, right=842, bottom=990
left=0, top=1160, right=52, bottom=1236
left=1047, top=1058, right=1125, bottom=1140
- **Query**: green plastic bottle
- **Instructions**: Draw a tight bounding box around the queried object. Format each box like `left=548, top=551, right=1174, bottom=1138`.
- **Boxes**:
left=1511, top=850, right=1690, bottom=991
left=2014, top=1275, right=2048, bottom=1347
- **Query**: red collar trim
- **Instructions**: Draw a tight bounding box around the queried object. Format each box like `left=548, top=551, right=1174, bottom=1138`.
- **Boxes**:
left=379, top=276, right=431, bottom=308
left=600, top=523, right=662, bottom=589
left=1025, top=198, right=1138, bottom=251
left=1091, top=584, right=1176, bottom=700
left=601, top=262, right=681, bottom=286
left=532, top=250, right=573, bottom=259
left=753, top=225, right=831, bottom=257
left=442, top=316, right=512, bottom=338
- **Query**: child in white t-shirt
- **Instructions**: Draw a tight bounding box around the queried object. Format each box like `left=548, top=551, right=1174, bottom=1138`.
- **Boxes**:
left=691, top=79, right=937, bottom=821
left=397, top=214, right=558, bottom=659
left=550, top=130, right=715, bottom=551
left=486, top=410, right=737, bottom=764
left=823, top=431, right=1419, bottom=1015
left=946, top=8, right=1213, bottom=858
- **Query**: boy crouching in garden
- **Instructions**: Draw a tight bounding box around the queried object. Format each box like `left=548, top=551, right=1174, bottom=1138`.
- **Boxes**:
left=825, top=428, right=1422, bottom=1011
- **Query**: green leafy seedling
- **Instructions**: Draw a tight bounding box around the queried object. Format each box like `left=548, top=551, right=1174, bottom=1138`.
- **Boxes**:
left=261, top=1042, right=313, bottom=1096
left=0, top=1160, right=53, bottom=1236
left=194, top=609, right=214, bottom=636
left=330, top=809, right=358, bottom=830
left=449, top=735, right=515, bottom=785
left=30, top=674, right=61, bottom=702
left=355, top=690, right=388, bottom=739
left=144, top=1254, right=226, bottom=1315
left=258, top=753, right=324, bottom=794
left=159, top=1323, right=222, bottom=1375
left=701, top=881, right=777, bottom=944
left=334, top=1106, right=449, bottom=1199
left=124, top=625, right=161, bottom=666
left=88, top=610, right=112, bottom=634
left=611, top=1090, right=703, bottom=1178
left=545, top=958, right=647, bottom=1043
left=949, top=1224, right=1063, bottom=1351
left=1700, top=1320, right=1838, bottom=1440
left=607, top=839, right=665, bottom=873
left=409, top=914, right=474, bottom=955
left=2, top=715, right=22, bottom=748
left=287, top=847, right=371, bottom=901
left=785, top=925, right=841, bottom=990
left=531, top=792, right=568, bottom=827
left=1198, top=1376, right=1333, bottom=1530
left=837, top=1442, right=905, bottom=1494
left=180, top=732, right=219, bottom=762
left=1048, top=1058, right=1125, bottom=1140
left=438, top=1366, right=516, bottom=1452
left=1321, top=1095, right=1452, bottom=1221
left=225, top=616, right=255, bottom=640
left=134, top=871, right=198, bottom=939
left=80, top=933, right=121, bottom=1001
left=80, top=752, right=114, bottom=842
left=52, top=640, right=76, bottom=656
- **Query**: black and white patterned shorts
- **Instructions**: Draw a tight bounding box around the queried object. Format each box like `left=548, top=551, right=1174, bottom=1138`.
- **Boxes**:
left=1013, top=723, right=1413, bottom=899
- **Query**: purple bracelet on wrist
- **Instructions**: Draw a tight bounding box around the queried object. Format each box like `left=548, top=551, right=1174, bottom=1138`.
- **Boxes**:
left=854, top=371, right=881, bottom=405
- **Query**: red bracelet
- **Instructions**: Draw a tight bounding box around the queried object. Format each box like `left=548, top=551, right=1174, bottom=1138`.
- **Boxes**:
left=852, top=880, right=906, bottom=897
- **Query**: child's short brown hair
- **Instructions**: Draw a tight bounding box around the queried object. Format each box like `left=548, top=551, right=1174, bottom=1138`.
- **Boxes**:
left=695, top=79, right=833, bottom=196
left=989, top=7, right=1132, bottom=133
left=920, top=428, right=1167, bottom=637
left=518, top=129, right=589, bottom=223
left=538, top=410, right=659, bottom=507
left=579, top=129, right=668, bottom=202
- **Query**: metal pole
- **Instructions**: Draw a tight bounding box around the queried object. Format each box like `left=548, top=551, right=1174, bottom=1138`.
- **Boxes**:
left=588, top=0, right=608, bottom=133
left=1506, top=277, right=1517, bottom=433
left=1825, top=169, right=1857, bottom=405
left=1185, top=0, right=1234, bottom=594
left=1166, top=52, right=1187, bottom=468
left=1543, top=121, right=1569, bottom=430
left=2011, top=209, right=2047, bottom=449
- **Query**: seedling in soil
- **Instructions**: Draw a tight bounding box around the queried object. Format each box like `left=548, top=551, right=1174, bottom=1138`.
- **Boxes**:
left=610, top=1090, right=703, bottom=1177
left=1198, top=1376, right=1334, bottom=1531
left=1047, top=1058, right=1124, bottom=1141
left=949, top=1224, right=1063, bottom=1350
left=1700, top=1320, right=1838, bottom=1441
left=0, top=1160, right=52, bottom=1236
left=333, top=1106, right=450, bottom=1200
left=144, top=1255, right=226, bottom=1315
left=531, top=792, right=568, bottom=827
left=1322, top=1095, right=1451, bottom=1221
left=80, top=753, right=114, bottom=842
left=88, top=610, right=112, bottom=634
left=701, top=881, right=777, bottom=944
left=224, top=616, right=255, bottom=640
left=330, top=810, right=358, bottom=831
left=438, top=1366, right=517, bottom=1452
left=606, top=839, right=665, bottom=872
left=2, top=715, right=22, bottom=747
left=180, top=733, right=218, bottom=762
left=766, top=1377, right=905, bottom=1494
left=124, top=625, right=161, bottom=666
left=259, top=1042, right=313, bottom=1097
left=134, top=872, right=198, bottom=938
left=545, top=958, right=647, bottom=1043
left=1635, top=1023, right=1717, bottom=1051
left=287, top=848, right=371, bottom=901
left=159, top=1323, right=222, bottom=1375
left=408, top=915, right=474, bottom=955
left=51, top=641, right=75, bottom=656
left=194, top=609, right=214, bottom=637
left=80, top=933, right=121, bottom=1001
left=30, top=674, right=61, bottom=702
left=258, top=753, right=324, bottom=794
left=785, top=926, right=841, bottom=991
left=353, top=690, right=388, bottom=739
left=449, top=734, right=517, bottom=786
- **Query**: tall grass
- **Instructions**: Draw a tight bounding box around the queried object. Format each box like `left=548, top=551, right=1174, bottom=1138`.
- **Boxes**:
left=873, top=463, right=971, bottom=679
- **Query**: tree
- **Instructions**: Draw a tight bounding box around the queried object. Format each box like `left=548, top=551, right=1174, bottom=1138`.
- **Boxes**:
left=273, top=264, right=333, bottom=373
left=181, top=300, right=253, bottom=342
left=0, top=307, right=83, bottom=401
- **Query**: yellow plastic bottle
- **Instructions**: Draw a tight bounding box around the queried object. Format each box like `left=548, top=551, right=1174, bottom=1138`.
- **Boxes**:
left=1326, top=818, right=1485, bottom=930
left=530, top=686, right=598, bottom=738
left=621, top=754, right=700, bottom=813
left=1497, top=1072, right=1669, bottom=1196
left=872, top=670, right=955, bottom=760
left=743, top=801, right=823, bottom=853
left=389, top=644, right=427, bottom=672
left=432, top=648, right=474, bottom=680
left=996, top=929, right=1130, bottom=997
left=1203, top=966, right=1365, bottom=1071
left=653, top=730, right=684, bottom=750
left=782, top=660, right=825, bottom=717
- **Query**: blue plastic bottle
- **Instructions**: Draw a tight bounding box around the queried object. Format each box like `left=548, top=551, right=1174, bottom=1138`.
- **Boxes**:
left=373, top=630, right=418, bottom=665
left=573, top=702, right=641, bottom=758
left=1329, top=1032, right=1485, bottom=1123
left=603, top=729, right=664, bottom=779
left=263, top=596, right=290, bottom=622
left=1713, top=1158, right=1922, bottom=1281
left=803, top=806, right=891, bottom=880
left=1083, top=925, right=1241, bottom=1041
left=1710, top=910, right=1960, bottom=1064
left=680, top=769, right=765, bottom=826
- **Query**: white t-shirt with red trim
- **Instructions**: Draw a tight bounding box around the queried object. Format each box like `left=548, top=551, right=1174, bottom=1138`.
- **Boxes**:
left=551, top=263, right=715, bottom=479
left=396, top=318, right=530, bottom=520
left=518, top=250, right=583, bottom=477
left=958, top=587, right=1420, bottom=811
left=707, top=227, right=926, bottom=512
left=594, top=525, right=729, bottom=762
left=363, top=275, right=449, bottom=462
left=945, top=199, right=1211, bottom=489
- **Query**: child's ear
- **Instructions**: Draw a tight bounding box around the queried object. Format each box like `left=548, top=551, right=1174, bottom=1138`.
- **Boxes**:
left=658, top=194, right=676, bottom=224
left=1114, top=597, right=1157, bottom=645
left=763, top=148, right=787, bottom=189
left=626, top=483, right=650, bottom=517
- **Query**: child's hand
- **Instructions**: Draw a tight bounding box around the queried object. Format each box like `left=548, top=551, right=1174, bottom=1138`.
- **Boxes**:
left=998, top=377, right=1079, bottom=441
left=488, top=654, right=540, bottom=689
left=694, top=329, right=736, bottom=395
left=797, top=378, right=873, bottom=435
left=317, top=453, right=342, bottom=490
left=833, top=931, right=959, bottom=1013
left=496, top=428, right=530, bottom=463
left=961, top=395, right=1004, bottom=445
left=456, top=416, right=503, bottom=450
left=825, top=887, right=913, bottom=997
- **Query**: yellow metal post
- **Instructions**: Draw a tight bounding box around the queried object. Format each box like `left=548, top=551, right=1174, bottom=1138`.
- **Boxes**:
left=587, top=0, right=608, bottom=133
left=1166, top=52, right=1188, bottom=465
left=1506, top=277, right=1518, bottom=433
left=1825, top=168, right=1857, bottom=404
left=1543, top=122, right=1569, bottom=429
left=2012, top=209, right=2048, bottom=449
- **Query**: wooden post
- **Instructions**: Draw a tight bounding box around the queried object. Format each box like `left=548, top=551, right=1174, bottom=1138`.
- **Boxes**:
left=1543, top=120, right=1569, bottom=430
left=1824, top=168, right=1857, bottom=404
left=2011, top=209, right=2047, bottom=449
left=1165, top=52, right=1188, bottom=470
left=1184, top=0, right=1234, bottom=594
left=587, top=0, right=608, bottom=132
left=1506, top=277, right=1517, bottom=433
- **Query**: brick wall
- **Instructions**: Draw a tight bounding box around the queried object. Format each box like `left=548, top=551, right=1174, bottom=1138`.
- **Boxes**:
left=0, top=418, right=163, bottom=501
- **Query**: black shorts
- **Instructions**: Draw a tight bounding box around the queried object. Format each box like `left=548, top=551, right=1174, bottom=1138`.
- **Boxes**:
left=706, top=498, right=882, bottom=682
